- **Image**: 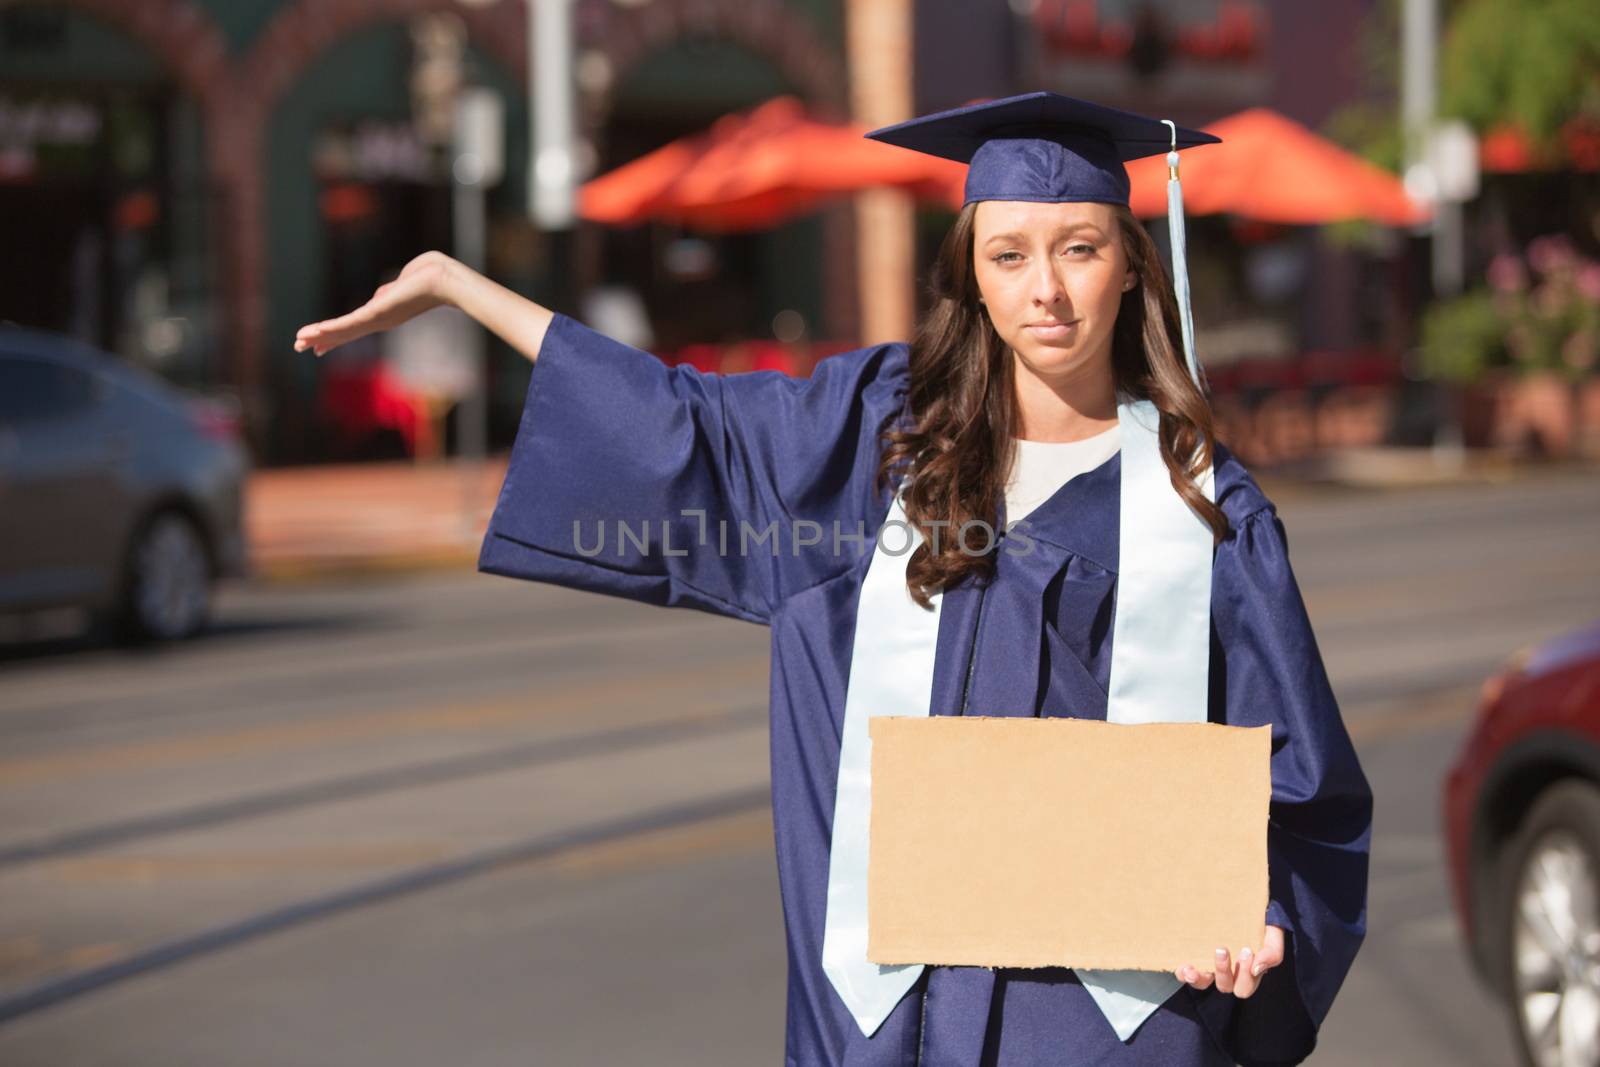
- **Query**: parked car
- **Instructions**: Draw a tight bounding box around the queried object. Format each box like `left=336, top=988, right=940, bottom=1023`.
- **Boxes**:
left=1444, top=620, right=1600, bottom=1067
left=0, top=325, right=250, bottom=642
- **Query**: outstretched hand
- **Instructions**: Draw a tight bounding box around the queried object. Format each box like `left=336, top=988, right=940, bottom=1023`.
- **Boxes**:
left=293, top=251, right=457, bottom=357
left=1175, top=925, right=1284, bottom=999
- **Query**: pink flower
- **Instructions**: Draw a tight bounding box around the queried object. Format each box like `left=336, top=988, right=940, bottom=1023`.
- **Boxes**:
left=1577, top=264, right=1600, bottom=303
left=1527, top=234, right=1578, bottom=275
left=1488, top=253, right=1528, bottom=293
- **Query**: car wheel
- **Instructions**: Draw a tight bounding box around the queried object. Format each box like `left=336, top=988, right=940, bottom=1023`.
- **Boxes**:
left=1500, top=780, right=1600, bottom=1067
left=116, top=510, right=212, bottom=643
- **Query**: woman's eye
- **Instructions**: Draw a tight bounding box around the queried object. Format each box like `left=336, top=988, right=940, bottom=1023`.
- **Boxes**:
left=992, top=244, right=1093, bottom=264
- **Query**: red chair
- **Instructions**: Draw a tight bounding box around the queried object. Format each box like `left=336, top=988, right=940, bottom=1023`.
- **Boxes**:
left=316, top=362, right=429, bottom=458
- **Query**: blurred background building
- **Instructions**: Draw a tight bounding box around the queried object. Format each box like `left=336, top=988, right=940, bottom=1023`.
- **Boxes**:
left=0, top=0, right=1594, bottom=467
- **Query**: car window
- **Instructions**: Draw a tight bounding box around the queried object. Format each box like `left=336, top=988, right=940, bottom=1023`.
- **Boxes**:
left=0, top=356, right=100, bottom=423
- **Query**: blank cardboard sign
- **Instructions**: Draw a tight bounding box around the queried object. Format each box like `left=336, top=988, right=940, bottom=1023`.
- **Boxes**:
left=867, top=716, right=1271, bottom=971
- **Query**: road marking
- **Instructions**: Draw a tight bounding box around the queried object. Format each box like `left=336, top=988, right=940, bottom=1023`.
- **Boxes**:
left=2, top=808, right=771, bottom=997
left=0, top=657, right=768, bottom=787
left=0, top=610, right=748, bottom=718
left=534, top=806, right=771, bottom=880
left=0, top=705, right=764, bottom=868
left=0, top=787, right=772, bottom=1025
left=1345, top=684, right=1482, bottom=744
left=1304, top=546, right=1600, bottom=619
left=49, top=843, right=458, bottom=883
left=0, top=942, right=131, bottom=990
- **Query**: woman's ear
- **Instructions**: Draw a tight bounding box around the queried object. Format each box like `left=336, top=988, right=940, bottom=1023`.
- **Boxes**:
left=1123, top=270, right=1137, bottom=292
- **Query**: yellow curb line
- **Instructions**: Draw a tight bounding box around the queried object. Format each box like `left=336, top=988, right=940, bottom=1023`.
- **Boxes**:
left=248, top=546, right=483, bottom=585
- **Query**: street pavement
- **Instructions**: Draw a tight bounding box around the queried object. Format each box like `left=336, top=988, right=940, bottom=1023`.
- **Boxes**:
left=1, top=468, right=1597, bottom=1065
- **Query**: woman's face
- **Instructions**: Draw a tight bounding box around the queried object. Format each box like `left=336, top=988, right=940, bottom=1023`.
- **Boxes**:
left=972, top=199, right=1135, bottom=387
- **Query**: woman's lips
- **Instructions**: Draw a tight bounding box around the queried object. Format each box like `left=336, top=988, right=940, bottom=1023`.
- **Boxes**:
left=1025, top=320, right=1079, bottom=339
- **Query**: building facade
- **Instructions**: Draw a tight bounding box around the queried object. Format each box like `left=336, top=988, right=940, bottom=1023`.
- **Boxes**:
left=0, top=0, right=1391, bottom=464
left=0, top=0, right=854, bottom=463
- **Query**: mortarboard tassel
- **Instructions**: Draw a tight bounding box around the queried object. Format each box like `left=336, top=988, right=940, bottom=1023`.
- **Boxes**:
left=1161, top=120, right=1205, bottom=394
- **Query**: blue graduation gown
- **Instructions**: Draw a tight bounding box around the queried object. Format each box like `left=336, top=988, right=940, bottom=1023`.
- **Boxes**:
left=478, top=312, right=1372, bottom=1067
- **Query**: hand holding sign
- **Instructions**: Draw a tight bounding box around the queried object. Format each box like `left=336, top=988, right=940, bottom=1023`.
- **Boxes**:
left=1175, top=924, right=1285, bottom=999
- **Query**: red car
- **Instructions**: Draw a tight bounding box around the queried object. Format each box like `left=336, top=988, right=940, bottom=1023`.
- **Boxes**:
left=1444, top=619, right=1600, bottom=1067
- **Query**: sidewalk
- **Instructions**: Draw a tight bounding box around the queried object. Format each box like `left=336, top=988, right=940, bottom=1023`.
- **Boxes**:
left=243, top=447, right=1596, bottom=585
left=245, top=458, right=507, bottom=584
left=1255, top=444, right=1600, bottom=503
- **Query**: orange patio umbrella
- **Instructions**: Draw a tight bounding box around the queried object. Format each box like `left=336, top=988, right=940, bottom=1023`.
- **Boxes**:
left=579, top=96, right=966, bottom=232
left=1125, top=107, right=1429, bottom=226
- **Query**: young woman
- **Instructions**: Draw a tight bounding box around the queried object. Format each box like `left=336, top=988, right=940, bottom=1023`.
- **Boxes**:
left=296, top=93, right=1370, bottom=1067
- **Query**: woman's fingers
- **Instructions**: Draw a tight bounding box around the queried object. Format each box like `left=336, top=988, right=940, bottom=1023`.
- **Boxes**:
left=1253, top=925, right=1285, bottom=974
left=293, top=295, right=398, bottom=356
left=1178, top=928, right=1285, bottom=999
left=1227, top=927, right=1287, bottom=1000
left=1231, top=947, right=1259, bottom=997
left=299, top=299, right=388, bottom=350
left=294, top=263, right=448, bottom=356
left=1211, top=947, right=1235, bottom=994
left=293, top=310, right=371, bottom=356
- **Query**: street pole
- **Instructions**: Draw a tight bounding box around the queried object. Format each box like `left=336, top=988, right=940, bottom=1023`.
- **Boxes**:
left=453, top=143, right=488, bottom=457
left=847, top=0, right=915, bottom=348
left=452, top=87, right=504, bottom=540
left=530, top=0, right=577, bottom=231
left=1402, top=0, right=1465, bottom=467
left=1400, top=0, right=1435, bottom=195
left=1403, top=0, right=1465, bottom=300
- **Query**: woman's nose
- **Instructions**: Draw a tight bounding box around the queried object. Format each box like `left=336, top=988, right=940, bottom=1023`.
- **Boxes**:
left=1032, top=262, right=1066, bottom=306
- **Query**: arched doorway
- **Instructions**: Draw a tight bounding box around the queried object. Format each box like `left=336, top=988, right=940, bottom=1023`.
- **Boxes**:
left=233, top=0, right=525, bottom=461
left=0, top=1, right=230, bottom=386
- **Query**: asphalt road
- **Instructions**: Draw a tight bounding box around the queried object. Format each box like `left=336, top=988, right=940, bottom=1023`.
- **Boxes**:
left=1, top=467, right=1597, bottom=1065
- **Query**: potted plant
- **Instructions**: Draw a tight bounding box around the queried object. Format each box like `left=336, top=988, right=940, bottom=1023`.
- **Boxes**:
left=1419, top=288, right=1507, bottom=448
left=1421, top=234, right=1600, bottom=457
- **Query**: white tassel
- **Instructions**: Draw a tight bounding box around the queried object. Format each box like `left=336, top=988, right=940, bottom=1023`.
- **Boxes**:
left=1161, top=120, right=1204, bottom=393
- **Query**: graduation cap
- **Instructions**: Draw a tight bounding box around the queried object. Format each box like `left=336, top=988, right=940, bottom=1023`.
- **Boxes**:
left=863, top=90, right=1220, bottom=386
left=863, top=90, right=1217, bottom=207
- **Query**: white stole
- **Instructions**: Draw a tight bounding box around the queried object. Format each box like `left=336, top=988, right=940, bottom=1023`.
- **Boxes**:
left=820, top=395, right=1216, bottom=1043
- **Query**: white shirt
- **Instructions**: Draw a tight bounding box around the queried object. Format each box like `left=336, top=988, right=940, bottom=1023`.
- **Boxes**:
left=1003, top=422, right=1122, bottom=525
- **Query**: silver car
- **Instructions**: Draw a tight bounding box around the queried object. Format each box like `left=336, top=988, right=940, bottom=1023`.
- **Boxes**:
left=0, top=326, right=249, bottom=642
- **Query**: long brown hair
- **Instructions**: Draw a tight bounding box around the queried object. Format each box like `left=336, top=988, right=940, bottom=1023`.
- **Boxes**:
left=877, top=201, right=1229, bottom=609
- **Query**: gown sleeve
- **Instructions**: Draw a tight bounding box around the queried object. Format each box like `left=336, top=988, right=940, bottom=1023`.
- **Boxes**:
left=1210, top=505, right=1373, bottom=1065
left=477, top=312, right=910, bottom=625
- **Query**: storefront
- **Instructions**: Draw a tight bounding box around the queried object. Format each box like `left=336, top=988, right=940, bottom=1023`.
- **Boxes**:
left=0, top=6, right=221, bottom=392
